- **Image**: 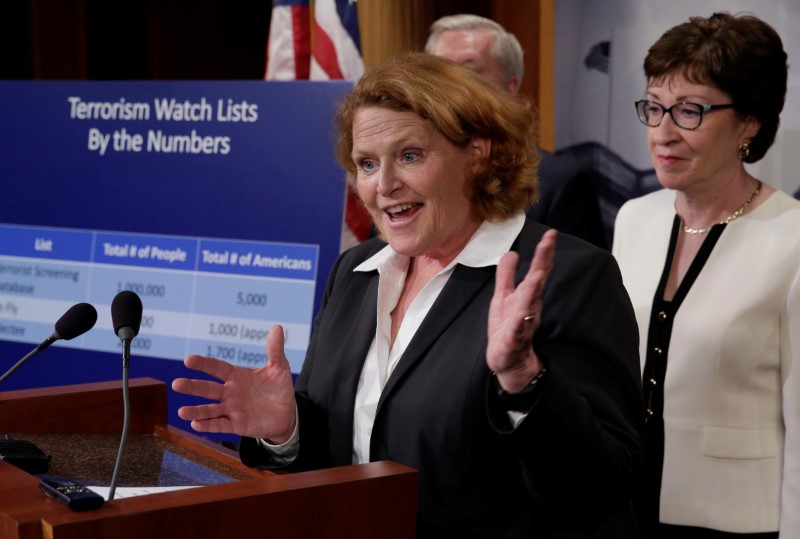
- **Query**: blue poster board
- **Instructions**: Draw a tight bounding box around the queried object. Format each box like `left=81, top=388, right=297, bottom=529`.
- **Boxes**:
left=0, top=80, right=352, bottom=439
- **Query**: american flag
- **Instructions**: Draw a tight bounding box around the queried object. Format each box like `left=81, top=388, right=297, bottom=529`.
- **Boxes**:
left=310, top=0, right=364, bottom=81
left=265, top=0, right=371, bottom=248
left=264, top=0, right=311, bottom=80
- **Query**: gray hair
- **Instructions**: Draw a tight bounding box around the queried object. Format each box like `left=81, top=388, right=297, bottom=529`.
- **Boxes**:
left=425, top=14, right=524, bottom=86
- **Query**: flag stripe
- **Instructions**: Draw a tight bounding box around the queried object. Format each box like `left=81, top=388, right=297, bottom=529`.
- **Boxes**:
left=290, top=6, right=311, bottom=79
left=311, top=22, right=344, bottom=79
left=265, top=2, right=310, bottom=80
left=310, top=0, right=364, bottom=81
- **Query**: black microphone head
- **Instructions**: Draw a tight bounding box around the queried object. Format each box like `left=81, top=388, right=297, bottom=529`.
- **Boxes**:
left=111, top=291, right=143, bottom=340
left=53, top=303, right=98, bottom=341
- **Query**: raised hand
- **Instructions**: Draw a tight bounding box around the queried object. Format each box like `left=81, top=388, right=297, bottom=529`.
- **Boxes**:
left=172, top=325, right=297, bottom=444
left=487, top=229, right=557, bottom=392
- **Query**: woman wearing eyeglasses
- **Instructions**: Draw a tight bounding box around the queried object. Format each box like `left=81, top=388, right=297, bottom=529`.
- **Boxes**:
left=612, top=12, right=800, bottom=539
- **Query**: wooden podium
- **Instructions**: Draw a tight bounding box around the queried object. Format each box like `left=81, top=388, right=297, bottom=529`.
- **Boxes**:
left=0, top=378, right=418, bottom=539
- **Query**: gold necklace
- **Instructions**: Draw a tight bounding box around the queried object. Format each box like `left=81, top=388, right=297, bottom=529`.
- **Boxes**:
left=682, top=180, right=762, bottom=235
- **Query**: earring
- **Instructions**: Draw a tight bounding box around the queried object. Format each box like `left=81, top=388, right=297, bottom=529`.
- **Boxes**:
left=738, top=141, right=751, bottom=160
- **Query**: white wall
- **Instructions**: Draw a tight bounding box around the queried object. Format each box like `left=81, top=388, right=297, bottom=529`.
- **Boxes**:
left=554, top=0, right=800, bottom=196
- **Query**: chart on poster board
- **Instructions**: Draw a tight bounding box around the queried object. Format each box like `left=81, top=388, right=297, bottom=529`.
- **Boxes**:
left=0, top=80, right=352, bottom=435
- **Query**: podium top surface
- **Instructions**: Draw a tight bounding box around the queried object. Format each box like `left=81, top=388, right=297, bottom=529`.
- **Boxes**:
left=16, top=432, right=254, bottom=487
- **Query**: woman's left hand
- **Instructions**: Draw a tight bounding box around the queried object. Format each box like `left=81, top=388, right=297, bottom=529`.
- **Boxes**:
left=487, top=229, right=557, bottom=392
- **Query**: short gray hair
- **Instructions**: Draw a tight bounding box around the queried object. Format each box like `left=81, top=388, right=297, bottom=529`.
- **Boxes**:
left=425, top=14, right=524, bottom=86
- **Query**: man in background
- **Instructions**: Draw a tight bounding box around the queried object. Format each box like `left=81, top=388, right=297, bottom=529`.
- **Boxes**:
left=426, top=14, right=609, bottom=249
left=426, top=14, right=523, bottom=96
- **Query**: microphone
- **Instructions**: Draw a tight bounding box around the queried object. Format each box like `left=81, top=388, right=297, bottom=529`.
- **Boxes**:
left=108, top=291, right=143, bottom=501
left=111, top=290, right=143, bottom=344
left=0, top=303, right=98, bottom=385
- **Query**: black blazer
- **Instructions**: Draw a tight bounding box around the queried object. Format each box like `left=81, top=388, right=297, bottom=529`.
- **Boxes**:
left=242, top=220, right=643, bottom=538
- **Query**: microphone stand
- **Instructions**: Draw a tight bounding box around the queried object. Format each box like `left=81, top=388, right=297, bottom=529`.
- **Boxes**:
left=0, top=302, right=97, bottom=386
left=0, top=336, right=57, bottom=385
left=108, top=340, right=131, bottom=501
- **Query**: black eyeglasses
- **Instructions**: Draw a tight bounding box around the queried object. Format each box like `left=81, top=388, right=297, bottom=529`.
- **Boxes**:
left=635, top=100, right=736, bottom=130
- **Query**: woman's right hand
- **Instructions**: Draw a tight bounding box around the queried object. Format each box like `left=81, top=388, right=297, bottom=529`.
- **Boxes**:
left=171, top=325, right=297, bottom=444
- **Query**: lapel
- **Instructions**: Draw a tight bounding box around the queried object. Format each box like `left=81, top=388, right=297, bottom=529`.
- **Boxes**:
left=324, top=269, right=380, bottom=462
left=335, top=271, right=380, bottom=393
left=376, top=262, right=496, bottom=410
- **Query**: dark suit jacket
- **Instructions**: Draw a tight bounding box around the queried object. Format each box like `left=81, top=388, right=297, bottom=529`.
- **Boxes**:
left=241, top=220, right=643, bottom=538
left=529, top=149, right=609, bottom=250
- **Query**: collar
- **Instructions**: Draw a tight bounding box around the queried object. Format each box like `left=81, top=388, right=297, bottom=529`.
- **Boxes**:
left=353, top=212, right=526, bottom=273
